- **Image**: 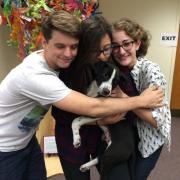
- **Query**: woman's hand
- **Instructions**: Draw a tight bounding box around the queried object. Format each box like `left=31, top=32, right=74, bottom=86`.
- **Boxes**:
left=97, top=112, right=126, bottom=125
left=95, top=86, right=127, bottom=125
left=140, top=85, right=164, bottom=108
left=110, top=86, right=128, bottom=98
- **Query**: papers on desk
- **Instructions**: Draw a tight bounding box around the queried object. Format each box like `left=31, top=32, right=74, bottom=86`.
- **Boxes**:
left=44, top=136, right=58, bottom=154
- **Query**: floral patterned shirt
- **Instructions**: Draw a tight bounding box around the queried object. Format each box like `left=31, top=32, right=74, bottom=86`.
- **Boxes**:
left=131, top=57, right=171, bottom=158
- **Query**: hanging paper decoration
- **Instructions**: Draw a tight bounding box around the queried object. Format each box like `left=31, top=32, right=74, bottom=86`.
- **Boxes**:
left=0, top=0, right=100, bottom=60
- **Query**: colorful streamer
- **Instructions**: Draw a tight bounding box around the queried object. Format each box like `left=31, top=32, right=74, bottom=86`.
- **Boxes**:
left=0, top=0, right=99, bottom=60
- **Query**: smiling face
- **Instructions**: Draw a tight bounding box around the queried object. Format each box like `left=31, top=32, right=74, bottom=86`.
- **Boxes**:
left=112, top=30, right=141, bottom=68
left=42, top=30, right=79, bottom=70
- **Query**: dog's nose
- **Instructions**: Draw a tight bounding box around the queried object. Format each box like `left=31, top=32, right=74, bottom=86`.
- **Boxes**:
left=101, top=88, right=111, bottom=97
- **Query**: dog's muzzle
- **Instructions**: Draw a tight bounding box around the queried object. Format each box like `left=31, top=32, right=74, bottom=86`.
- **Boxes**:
left=98, top=84, right=112, bottom=97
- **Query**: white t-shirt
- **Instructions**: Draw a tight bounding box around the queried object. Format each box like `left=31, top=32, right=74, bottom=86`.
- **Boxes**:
left=0, top=50, right=71, bottom=152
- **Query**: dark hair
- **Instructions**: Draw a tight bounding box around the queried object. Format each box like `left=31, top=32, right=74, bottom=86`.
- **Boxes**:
left=77, top=15, right=112, bottom=64
left=67, top=15, right=112, bottom=93
left=111, top=17, right=151, bottom=57
left=41, top=10, right=81, bottom=42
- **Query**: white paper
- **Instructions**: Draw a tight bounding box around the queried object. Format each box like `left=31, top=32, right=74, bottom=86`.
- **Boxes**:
left=44, top=136, right=58, bottom=154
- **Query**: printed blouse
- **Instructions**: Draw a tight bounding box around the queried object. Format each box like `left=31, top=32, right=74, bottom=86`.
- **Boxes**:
left=131, top=57, right=171, bottom=158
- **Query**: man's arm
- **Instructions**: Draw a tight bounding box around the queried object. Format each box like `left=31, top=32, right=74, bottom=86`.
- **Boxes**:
left=53, top=87, right=163, bottom=118
left=111, top=85, right=158, bottom=128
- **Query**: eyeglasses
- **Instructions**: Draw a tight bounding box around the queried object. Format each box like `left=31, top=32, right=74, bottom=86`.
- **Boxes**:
left=112, top=41, right=134, bottom=53
left=96, top=44, right=112, bottom=58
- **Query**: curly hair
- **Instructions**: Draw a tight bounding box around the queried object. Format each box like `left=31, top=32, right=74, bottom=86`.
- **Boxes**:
left=111, top=17, right=151, bottom=57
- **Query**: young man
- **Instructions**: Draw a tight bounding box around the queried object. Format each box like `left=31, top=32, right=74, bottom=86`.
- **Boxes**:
left=0, top=11, right=163, bottom=180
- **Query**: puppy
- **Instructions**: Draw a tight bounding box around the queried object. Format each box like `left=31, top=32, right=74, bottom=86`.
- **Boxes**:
left=71, top=61, right=135, bottom=179
left=72, top=61, right=121, bottom=148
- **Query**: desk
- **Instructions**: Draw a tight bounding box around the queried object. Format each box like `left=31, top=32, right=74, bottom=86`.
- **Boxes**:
left=44, top=155, right=63, bottom=177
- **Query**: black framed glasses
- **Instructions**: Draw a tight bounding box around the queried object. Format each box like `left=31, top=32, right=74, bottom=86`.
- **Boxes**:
left=112, top=41, right=134, bottom=53
left=96, top=44, right=112, bottom=58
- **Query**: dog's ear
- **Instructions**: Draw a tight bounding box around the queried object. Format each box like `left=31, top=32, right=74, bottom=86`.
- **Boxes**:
left=93, top=61, right=104, bottom=76
left=84, top=64, right=96, bottom=87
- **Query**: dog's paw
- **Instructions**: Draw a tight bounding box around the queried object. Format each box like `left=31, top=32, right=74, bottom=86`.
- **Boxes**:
left=73, top=136, right=81, bottom=148
left=80, top=164, right=90, bottom=172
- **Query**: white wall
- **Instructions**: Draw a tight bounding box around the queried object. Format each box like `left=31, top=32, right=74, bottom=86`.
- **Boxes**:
left=99, top=0, right=180, bottom=101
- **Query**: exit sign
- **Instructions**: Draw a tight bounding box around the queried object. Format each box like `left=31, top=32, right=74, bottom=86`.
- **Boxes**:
left=160, top=33, right=178, bottom=47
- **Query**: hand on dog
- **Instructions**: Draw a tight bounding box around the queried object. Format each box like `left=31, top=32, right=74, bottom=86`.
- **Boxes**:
left=140, top=84, right=164, bottom=108
left=110, top=86, right=128, bottom=98
left=97, top=113, right=126, bottom=125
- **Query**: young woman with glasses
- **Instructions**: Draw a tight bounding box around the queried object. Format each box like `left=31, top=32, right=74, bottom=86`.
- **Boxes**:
left=111, top=18, right=171, bottom=180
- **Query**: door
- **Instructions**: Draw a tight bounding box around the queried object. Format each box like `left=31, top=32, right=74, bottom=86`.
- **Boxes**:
left=170, top=26, right=180, bottom=110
